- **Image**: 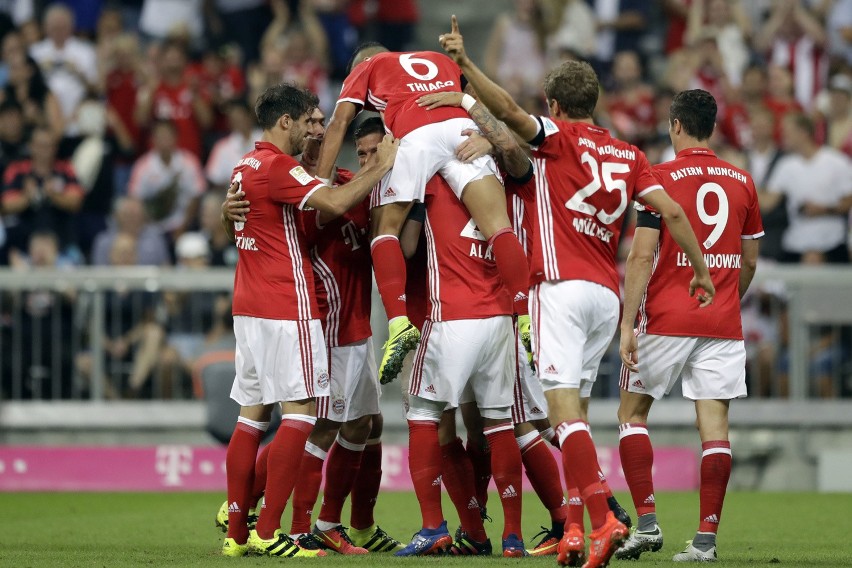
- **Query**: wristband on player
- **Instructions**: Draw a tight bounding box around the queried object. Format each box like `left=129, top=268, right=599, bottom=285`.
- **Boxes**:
left=461, top=94, right=477, bottom=112
left=316, top=176, right=331, bottom=186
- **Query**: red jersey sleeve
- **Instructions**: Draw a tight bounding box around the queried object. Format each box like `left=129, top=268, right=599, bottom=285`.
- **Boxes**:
left=633, top=151, right=663, bottom=200
left=268, top=155, right=326, bottom=209
left=741, top=179, right=765, bottom=239
left=338, top=60, right=371, bottom=109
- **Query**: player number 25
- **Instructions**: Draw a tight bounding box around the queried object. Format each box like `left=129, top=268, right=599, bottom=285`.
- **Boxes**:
left=565, top=152, right=629, bottom=225
left=399, top=53, right=439, bottom=81
left=696, top=182, right=729, bottom=249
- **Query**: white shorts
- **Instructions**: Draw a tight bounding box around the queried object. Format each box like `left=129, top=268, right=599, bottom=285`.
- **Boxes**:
left=370, top=118, right=499, bottom=208
left=317, top=338, right=381, bottom=422
left=531, top=280, right=620, bottom=396
left=619, top=334, right=747, bottom=400
left=512, top=331, right=548, bottom=424
left=409, top=316, right=514, bottom=410
left=230, top=316, right=329, bottom=406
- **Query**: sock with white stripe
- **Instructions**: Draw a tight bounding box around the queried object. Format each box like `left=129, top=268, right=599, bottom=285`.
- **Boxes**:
left=485, top=423, right=524, bottom=539
left=317, top=435, right=366, bottom=528
left=698, top=440, right=731, bottom=536
left=618, top=422, right=656, bottom=520
left=518, top=431, right=567, bottom=523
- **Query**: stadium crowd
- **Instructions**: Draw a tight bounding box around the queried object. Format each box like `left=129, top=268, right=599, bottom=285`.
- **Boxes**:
left=0, top=0, right=851, bottom=401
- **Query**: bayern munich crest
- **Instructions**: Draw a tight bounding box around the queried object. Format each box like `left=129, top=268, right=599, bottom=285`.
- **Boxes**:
left=317, top=371, right=330, bottom=389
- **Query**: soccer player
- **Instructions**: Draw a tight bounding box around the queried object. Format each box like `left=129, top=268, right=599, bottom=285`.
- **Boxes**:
left=615, top=89, right=763, bottom=563
left=398, top=172, right=526, bottom=558
left=439, top=17, right=714, bottom=568
left=219, top=84, right=398, bottom=558
left=315, top=41, right=531, bottom=386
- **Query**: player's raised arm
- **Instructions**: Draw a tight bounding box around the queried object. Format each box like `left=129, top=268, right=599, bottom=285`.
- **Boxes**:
left=619, top=222, right=662, bottom=371
left=307, top=134, right=398, bottom=217
left=439, top=15, right=539, bottom=143
left=315, top=101, right=359, bottom=182
left=642, top=189, right=715, bottom=306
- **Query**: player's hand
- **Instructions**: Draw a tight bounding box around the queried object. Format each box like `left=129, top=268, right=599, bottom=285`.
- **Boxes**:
left=619, top=328, right=639, bottom=373
left=455, top=130, right=493, bottom=163
left=374, top=134, right=400, bottom=171
left=439, top=15, right=469, bottom=66
left=223, top=181, right=250, bottom=223
left=416, top=91, right=464, bottom=110
left=689, top=272, right=715, bottom=308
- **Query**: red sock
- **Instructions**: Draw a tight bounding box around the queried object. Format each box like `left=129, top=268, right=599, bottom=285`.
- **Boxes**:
left=698, top=440, right=731, bottom=533
left=408, top=420, right=444, bottom=529
left=556, top=420, right=608, bottom=529
left=350, top=441, right=382, bottom=530
left=226, top=419, right=266, bottom=543
left=289, top=442, right=327, bottom=535
left=318, top=437, right=365, bottom=525
left=520, top=434, right=567, bottom=523
left=441, top=438, right=487, bottom=541
left=488, top=228, right=530, bottom=315
left=485, top=424, right=524, bottom=539
left=250, top=444, right=270, bottom=509
left=619, top=423, right=655, bottom=517
left=255, top=416, right=315, bottom=539
left=587, top=425, right=614, bottom=498
left=466, top=437, right=491, bottom=510
left=371, top=235, right=408, bottom=321
left=566, top=486, right=585, bottom=530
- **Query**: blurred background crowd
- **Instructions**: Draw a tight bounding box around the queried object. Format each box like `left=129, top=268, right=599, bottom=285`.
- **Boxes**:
left=0, top=0, right=850, bottom=401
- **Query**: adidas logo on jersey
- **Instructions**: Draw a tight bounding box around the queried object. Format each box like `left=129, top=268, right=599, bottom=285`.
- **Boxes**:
left=467, top=497, right=479, bottom=510
left=531, top=407, right=542, bottom=414
left=383, top=187, right=397, bottom=198
left=432, top=475, right=443, bottom=487
left=703, top=514, right=719, bottom=524
left=632, top=379, right=645, bottom=389
left=644, top=494, right=655, bottom=504
left=227, top=502, right=240, bottom=513
left=397, top=294, right=407, bottom=302
left=513, top=291, right=528, bottom=302
left=568, top=497, right=583, bottom=506
left=425, top=384, right=437, bottom=394
left=544, top=365, right=557, bottom=374
left=501, top=485, right=518, bottom=499
left=560, top=497, right=567, bottom=507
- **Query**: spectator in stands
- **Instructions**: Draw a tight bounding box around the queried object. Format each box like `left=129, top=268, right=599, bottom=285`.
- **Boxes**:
left=134, top=39, right=212, bottom=159
left=91, top=195, right=170, bottom=267
left=206, top=0, right=270, bottom=64
left=0, top=53, right=64, bottom=140
left=348, top=0, right=419, bottom=52
left=0, top=99, right=26, bottom=169
left=590, top=0, right=650, bottom=79
left=139, top=0, right=204, bottom=46
left=188, top=47, right=247, bottom=137
left=762, top=113, right=852, bottom=264
left=199, top=192, right=237, bottom=267
left=748, top=106, right=787, bottom=262
left=605, top=50, right=656, bottom=146
left=717, top=64, right=768, bottom=150
left=483, top=0, right=550, bottom=113
left=0, top=29, right=26, bottom=87
left=9, top=230, right=76, bottom=399
left=825, top=0, right=852, bottom=66
left=1, top=126, right=83, bottom=261
left=765, top=65, right=803, bottom=143
left=685, top=0, right=750, bottom=87
left=547, top=0, right=597, bottom=62
left=127, top=119, right=206, bottom=239
left=823, top=74, right=852, bottom=157
left=28, top=4, right=97, bottom=137
left=205, top=99, right=260, bottom=191
left=756, top=0, right=828, bottom=110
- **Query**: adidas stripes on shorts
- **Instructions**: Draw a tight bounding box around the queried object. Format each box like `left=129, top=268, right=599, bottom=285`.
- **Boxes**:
left=316, top=337, right=381, bottom=422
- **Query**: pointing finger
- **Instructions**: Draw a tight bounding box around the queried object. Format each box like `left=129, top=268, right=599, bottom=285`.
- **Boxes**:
left=451, top=14, right=459, bottom=34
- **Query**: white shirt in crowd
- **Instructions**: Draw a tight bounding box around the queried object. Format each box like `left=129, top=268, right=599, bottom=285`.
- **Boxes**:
left=139, top=0, right=203, bottom=41
left=127, top=149, right=206, bottom=233
left=767, top=147, right=852, bottom=254
left=29, top=37, right=97, bottom=135
left=205, top=129, right=262, bottom=187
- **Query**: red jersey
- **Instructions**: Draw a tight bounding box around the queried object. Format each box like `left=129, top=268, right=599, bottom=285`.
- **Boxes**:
left=301, top=168, right=373, bottom=347
left=503, top=164, right=536, bottom=260
left=529, top=117, right=662, bottom=295
left=231, top=141, right=325, bottom=321
left=423, top=176, right=511, bottom=321
left=337, top=51, right=468, bottom=139
left=639, top=148, right=764, bottom=340
left=406, top=233, right=429, bottom=330
left=150, top=81, right=207, bottom=157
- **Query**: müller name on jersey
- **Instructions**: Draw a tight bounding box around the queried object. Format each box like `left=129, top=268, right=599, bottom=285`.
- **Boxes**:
left=669, top=165, right=748, bottom=184
left=578, top=137, right=637, bottom=160
left=676, top=251, right=742, bottom=268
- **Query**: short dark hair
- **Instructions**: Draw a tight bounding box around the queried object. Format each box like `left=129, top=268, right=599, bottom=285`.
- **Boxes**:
left=347, top=42, right=388, bottom=74
left=543, top=60, right=599, bottom=119
left=354, top=117, right=385, bottom=141
left=669, top=89, right=717, bottom=140
left=254, top=83, right=316, bottom=131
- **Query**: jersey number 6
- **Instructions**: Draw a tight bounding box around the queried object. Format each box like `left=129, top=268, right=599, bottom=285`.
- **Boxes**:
left=399, top=53, right=439, bottom=81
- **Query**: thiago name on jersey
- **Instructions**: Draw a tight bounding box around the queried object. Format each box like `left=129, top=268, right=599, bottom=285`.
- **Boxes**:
left=676, top=251, right=742, bottom=268
left=406, top=80, right=456, bottom=92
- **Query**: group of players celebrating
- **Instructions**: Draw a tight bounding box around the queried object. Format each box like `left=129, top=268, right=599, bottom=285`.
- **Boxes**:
left=215, top=14, right=763, bottom=568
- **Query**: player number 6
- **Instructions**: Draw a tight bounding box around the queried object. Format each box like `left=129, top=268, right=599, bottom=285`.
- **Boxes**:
left=399, top=53, right=439, bottom=81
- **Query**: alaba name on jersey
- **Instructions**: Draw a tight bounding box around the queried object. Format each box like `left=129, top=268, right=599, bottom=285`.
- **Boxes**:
left=338, top=51, right=469, bottom=139
left=529, top=117, right=662, bottom=295
left=638, top=148, right=764, bottom=340
left=230, top=141, right=325, bottom=321
left=423, top=176, right=512, bottom=321
left=299, top=168, right=373, bottom=347
left=503, top=163, right=536, bottom=261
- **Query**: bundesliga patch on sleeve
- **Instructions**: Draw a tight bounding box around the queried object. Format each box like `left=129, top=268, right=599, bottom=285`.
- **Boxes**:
left=289, top=166, right=315, bottom=186
left=540, top=117, right=559, bottom=136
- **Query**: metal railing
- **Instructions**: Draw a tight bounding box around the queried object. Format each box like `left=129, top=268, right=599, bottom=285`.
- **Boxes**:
left=0, top=265, right=849, bottom=401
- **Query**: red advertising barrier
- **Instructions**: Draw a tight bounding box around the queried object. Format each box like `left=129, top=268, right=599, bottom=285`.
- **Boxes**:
left=0, top=445, right=698, bottom=492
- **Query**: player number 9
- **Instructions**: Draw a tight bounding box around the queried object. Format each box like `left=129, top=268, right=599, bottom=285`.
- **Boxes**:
left=696, top=182, right=729, bottom=249
left=399, top=53, right=439, bottom=81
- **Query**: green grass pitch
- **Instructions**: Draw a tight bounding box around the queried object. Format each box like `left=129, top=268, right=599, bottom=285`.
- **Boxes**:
left=1, top=491, right=851, bottom=566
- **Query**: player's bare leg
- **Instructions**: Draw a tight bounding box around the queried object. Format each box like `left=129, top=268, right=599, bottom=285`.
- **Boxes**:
left=615, top=391, right=663, bottom=560
left=370, top=201, right=420, bottom=384
left=673, top=399, right=730, bottom=562
left=546, top=388, right=627, bottom=567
